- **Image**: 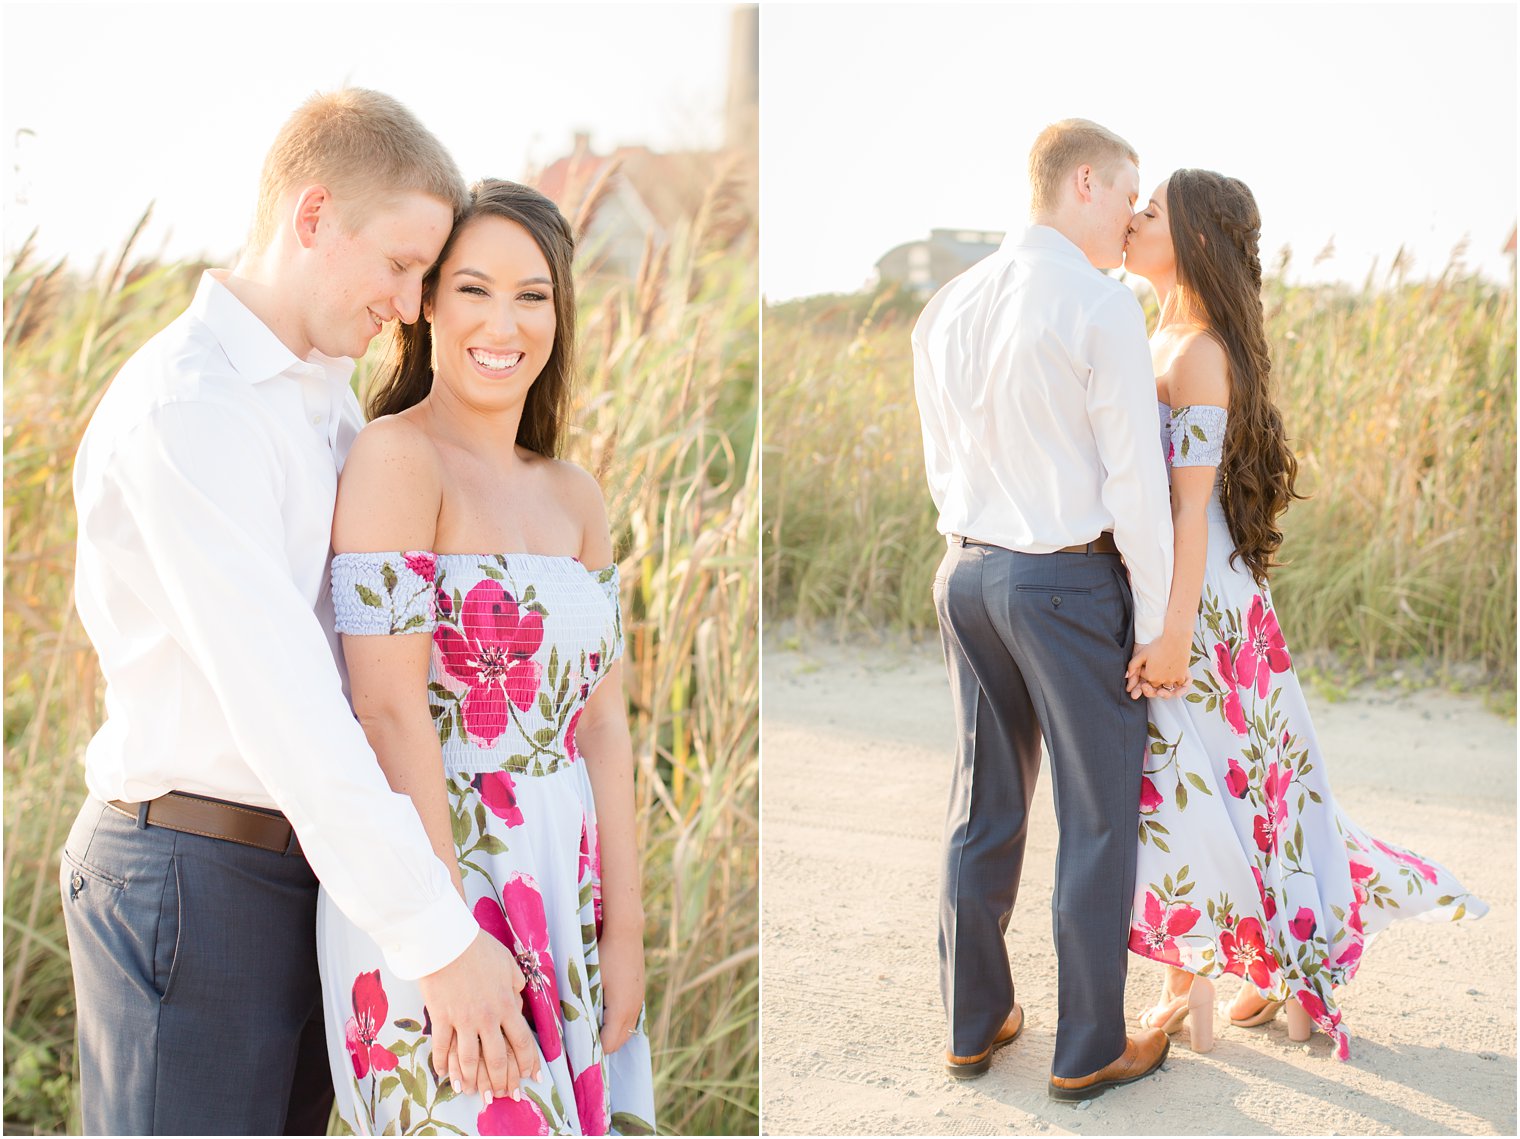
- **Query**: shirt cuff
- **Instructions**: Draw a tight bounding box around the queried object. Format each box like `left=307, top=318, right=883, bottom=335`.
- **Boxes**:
left=1135, top=612, right=1166, bottom=645
left=375, top=889, right=479, bottom=980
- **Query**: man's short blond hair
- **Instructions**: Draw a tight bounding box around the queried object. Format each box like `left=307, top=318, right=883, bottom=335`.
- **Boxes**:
left=250, top=88, right=468, bottom=248
left=1028, top=119, right=1139, bottom=214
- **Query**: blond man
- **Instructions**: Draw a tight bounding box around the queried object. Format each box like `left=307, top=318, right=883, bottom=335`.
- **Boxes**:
left=64, top=89, right=536, bottom=1134
left=914, top=119, right=1177, bottom=1097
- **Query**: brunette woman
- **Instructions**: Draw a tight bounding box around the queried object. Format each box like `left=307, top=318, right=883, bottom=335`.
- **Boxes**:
left=316, top=179, right=654, bottom=1134
left=1120, top=169, right=1484, bottom=1060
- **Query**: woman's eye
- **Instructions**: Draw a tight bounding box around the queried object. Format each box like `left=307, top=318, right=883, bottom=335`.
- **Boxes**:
left=522, top=291, right=549, bottom=303
left=460, top=284, right=488, bottom=296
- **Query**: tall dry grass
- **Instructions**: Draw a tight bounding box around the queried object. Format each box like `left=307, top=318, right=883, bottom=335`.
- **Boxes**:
left=764, top=257, right=1517, bottom=698
left=4, top=163, right=758, bottom=1135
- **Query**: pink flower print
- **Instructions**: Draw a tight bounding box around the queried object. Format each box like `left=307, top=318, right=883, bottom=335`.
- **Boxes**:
left=1335, top=938, right=1363, bottom=971
left=474, top=876, right=564, bottom=1062
left=1219, top=917, right=1277, bottom=990
left=578, top=814, right=600, bottom=885
left=1252, top=865, right=1278, bottom=921
left=1294, top=990, right=1350, bottom=1060
left=477, top=771, right=525, bottom=828
left=344, top=970, right=400, bottom=1079
left=573, top=1063, right=610, bottom=1135
left=402, top=550, right=436, bottom=583
left=565, top=707, right=583, bottom=763
left=1138, top=776, right=1163, bottom=815
left=1225, top=758, right=1250, bottom=798
left=437, top=588, right=453, bottom=616
left=1371, top=837, right=1439, bottom=884
left=477, top=1093, right=551, bottom=1136
left=1211, top=643, right=1249, bottom=736
left=1252, top=762, right=1292, bottom=854
left=1235, top=595, right=1291, bottom=698
left=1128, top=890, right=1200, bottom=965
left=578, top=815, right=605, bottom=934
left=436, top=580, right=544, bottom=745
left=1288, top=906, right=1317, bottom=942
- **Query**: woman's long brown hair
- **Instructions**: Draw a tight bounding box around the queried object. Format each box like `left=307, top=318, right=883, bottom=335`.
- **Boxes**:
left=1167, top=168, right=1302, bottom=587
left=367, top=178, right=577, bottom=457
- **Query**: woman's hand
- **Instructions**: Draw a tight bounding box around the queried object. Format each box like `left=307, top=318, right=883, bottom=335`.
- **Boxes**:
left=597, top=917, right=646, bottom=1055
left=1126, top=631, right=1192, bottom=698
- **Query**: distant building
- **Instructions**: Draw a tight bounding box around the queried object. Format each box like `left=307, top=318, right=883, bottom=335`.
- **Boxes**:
left=530, top=5, right=756, bottom=280
left=875, top=228, right=1004, bottom=299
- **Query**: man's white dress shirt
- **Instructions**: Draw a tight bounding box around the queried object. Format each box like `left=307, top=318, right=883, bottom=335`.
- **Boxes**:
left=73, top=271, right=477, bottom=979
left=912, top=225, right=1174, bottom=643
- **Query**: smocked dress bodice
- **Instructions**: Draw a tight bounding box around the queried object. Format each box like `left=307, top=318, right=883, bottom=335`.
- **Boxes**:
left=332, top=551, right=623, bottom=778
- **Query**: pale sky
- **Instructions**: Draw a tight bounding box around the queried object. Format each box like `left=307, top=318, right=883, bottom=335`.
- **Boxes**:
left=2, top=2, right=732, bottom=272
left=761, top=3, right=1518, bottom=299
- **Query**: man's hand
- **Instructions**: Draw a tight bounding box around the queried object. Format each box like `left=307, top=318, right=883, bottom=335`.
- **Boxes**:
left=417, top=930, right=540, bottom=1100
left=597, top=919, right=646, bottom=1055
left=1126, top=634, right=1191, bottom=699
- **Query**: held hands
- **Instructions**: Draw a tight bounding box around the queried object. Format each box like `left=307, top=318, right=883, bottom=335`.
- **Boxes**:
left=417, top=929, right=542, bottom=1104
left=1126, top=632, right=1192, bottom=700
left=597, top=914, right=647, bottom=1055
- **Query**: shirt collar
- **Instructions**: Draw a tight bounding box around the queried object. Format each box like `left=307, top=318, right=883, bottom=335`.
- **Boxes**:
left=1005, top=224, right=1094, bottom=267
left=189, top=271, right=353, bottom=388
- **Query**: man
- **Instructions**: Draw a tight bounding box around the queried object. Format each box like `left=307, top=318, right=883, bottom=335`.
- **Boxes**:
left=912, top=118, right=1178, bottom=1099
left=63, top=89, right=535, bottom=1134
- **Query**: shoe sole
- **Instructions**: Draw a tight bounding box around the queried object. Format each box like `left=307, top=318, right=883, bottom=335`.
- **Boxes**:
left=945, top=1020, right=1025, bottom=1079
left=1047, top=1036, right=1171, bottom=1102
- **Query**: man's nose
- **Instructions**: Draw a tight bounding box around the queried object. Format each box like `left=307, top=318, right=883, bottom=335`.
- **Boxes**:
left=393, top=279, right=422, bottom=325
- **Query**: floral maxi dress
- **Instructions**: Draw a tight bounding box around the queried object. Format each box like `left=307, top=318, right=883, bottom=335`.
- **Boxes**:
left=318, top=551, right=656, bottom=1134
left=1127, top=404, right=1487, bottom=1060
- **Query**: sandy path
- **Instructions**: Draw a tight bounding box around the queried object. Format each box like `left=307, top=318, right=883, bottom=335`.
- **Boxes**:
left=760, top=637, right=1515, bottom=1136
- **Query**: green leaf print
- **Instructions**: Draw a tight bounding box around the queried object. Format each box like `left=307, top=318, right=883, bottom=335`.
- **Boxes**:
left=382, top=563, right=398, bottom=594
left=357, top=584, right=384, bottom=608
left=611, top=1110, right=656, bottom=1135
left=561, top=999, right=581, bottom=1021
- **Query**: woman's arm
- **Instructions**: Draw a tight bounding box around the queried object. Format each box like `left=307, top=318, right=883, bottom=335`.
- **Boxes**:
left=334, top=419, right=539, bottom=1099
left=559, top=460, right=646, bottom=1054
left=1128, top=335, right=1231, bottom=696
left=334, top=418, right=464, bottom=899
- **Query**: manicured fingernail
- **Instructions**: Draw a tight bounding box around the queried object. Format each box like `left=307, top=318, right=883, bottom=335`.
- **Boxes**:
left=483, top=1090, right=493, bottom=1106
left=511, top=1088, right=522, bottom=1102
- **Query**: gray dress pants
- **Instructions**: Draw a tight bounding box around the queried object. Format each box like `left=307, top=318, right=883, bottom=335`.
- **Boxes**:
left=934, top=539, right=1146, bottom=1079
left=60, top=797, right=333, bottom=1135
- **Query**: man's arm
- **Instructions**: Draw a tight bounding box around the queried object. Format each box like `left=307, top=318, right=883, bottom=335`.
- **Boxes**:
left=91, top=398, right=478, bottom=979
left=1082, top=290, right=1175, bottom=644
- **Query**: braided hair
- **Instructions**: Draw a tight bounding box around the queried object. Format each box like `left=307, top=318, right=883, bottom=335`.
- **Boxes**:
left=1166, top=169, right=1302, bottom=586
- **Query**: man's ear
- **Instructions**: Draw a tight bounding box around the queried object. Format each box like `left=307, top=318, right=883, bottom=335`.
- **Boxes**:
left=1074, top=163, right=1095, bottom=205
left=291, top=185, right=333, bottom=250
left=422, top=296, right=434, bottom=323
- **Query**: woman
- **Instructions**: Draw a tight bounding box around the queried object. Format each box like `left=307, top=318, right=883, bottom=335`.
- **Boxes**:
left=316, top=179, right=655, bottom=1134
left=1121, top=169, right=1485, bottom=1060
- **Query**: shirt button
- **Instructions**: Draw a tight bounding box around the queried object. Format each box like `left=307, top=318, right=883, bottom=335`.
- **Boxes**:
left=1052, top=596, right=1062, bottom=607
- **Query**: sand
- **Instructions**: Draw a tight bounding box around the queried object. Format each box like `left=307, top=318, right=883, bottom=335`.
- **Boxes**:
left=760, top=636, right=1515, bottom=1136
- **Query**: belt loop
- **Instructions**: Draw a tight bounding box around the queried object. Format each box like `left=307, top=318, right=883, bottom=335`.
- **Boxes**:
left=957, top=535, right=968, bottom=547
left=135, top=800, right=151, bottom=829
left=1085, top=540, right=1095, bottom=556
left=283, top=827, right=302, bottom=859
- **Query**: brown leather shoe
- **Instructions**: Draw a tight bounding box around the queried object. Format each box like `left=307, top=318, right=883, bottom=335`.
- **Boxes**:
left=945, top=1005, right=1024, bottom=1079
left=1047, top=1028, right=1169, bottom=1101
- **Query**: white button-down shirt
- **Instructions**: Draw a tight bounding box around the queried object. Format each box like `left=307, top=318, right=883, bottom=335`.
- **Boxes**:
left=73, top=271, right=477, bottom=979
left=913, top=225, right=1174, bottom=642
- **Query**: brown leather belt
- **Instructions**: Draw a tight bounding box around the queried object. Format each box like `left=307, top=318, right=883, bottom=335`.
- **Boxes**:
left=108, top=791, right=297, bottom=855
left=953, top=532, right=1120, bottom=556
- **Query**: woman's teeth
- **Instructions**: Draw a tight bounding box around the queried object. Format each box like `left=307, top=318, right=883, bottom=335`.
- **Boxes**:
left=469, top=348, right=524, bottom=371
